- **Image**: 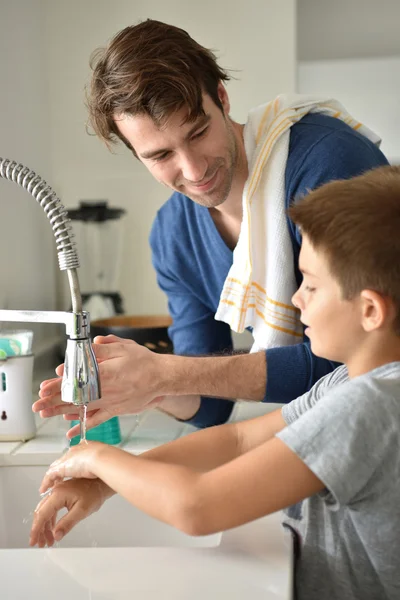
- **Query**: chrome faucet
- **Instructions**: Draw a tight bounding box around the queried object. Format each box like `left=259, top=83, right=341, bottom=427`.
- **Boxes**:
left=0, top=158, right=101, bottom=406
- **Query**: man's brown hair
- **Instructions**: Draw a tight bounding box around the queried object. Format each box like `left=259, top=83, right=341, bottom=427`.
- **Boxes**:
left=289, top=165, right=400, bottom=334
left=87, top=19, right=230, bottom=154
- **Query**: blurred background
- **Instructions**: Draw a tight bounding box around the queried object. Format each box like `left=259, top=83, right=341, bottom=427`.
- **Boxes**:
left=1, top=0, right=399, bottom=361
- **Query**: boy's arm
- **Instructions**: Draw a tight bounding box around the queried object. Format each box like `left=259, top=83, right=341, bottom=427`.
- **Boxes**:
left=141, top=406, right=287, bottom=470
left=30, top=408, right=287, bottom=544
left=35, top=408, right=321, bottom=537
left=70, top=432, right=323, bottom=536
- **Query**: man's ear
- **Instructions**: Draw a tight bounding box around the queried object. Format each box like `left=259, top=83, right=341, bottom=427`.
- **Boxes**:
left=360, top=290, right=394, bottom=332
left=217, top=81, right=230, bottom=114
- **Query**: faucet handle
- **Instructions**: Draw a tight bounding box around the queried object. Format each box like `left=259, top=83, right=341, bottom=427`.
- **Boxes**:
left=61, top=338, right=101, bottom=406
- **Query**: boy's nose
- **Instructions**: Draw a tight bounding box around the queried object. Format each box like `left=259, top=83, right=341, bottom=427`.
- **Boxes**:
left=292, top=290, right=301, bottom=309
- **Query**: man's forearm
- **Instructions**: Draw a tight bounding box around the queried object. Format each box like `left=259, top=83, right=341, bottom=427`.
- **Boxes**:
left=157, top=394, right=202, bottom=421
left=159, top=351, right=266, bottom=402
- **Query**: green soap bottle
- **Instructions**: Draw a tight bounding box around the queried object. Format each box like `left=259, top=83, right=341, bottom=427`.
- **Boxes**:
left=70, top=416, right=121, bottom=446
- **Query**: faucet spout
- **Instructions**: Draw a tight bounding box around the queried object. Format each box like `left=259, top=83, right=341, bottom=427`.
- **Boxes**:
left=63, top=338, right=101, bottom=406
left=0, top=158, right=101, bottom=406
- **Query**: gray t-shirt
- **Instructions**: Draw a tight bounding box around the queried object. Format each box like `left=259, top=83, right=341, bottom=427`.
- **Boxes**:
left=277, top=362, right=400, bottom=600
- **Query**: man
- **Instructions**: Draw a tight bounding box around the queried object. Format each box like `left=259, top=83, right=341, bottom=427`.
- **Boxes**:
left=34, top=19, right=388, bottom=432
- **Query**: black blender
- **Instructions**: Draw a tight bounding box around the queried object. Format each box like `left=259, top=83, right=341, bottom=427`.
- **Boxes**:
left=68, top=200, right=126, bottom=321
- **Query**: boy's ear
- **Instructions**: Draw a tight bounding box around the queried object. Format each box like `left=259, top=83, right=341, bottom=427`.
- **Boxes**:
left=360, top=290, right=394, bottom=332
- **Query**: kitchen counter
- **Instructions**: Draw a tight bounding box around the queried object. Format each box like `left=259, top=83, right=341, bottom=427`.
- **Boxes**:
left=0, top=403, right=293, bottom=599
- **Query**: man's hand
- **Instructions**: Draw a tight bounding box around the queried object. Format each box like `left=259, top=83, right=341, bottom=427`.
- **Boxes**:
left=30, top=477, right=113, bottom=547
left=32, top=335, right=166, bottom=439
left=33, top=335, right=266, bottom=436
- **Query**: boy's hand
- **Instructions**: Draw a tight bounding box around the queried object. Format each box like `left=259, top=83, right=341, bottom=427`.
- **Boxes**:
left=29, top=478, right=111, bottom=547
left=39, top=442, right=104, bottom=493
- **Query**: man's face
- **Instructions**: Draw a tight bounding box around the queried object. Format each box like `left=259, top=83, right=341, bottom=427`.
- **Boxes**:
left=292, top=235, right=364, bottom=364
left=114, top=86, right=239, bottom=208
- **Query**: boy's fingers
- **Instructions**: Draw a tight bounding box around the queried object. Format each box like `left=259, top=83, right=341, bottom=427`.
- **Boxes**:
left=52, top=506, right=86, bottom=541
left=44, top=521, right=55, bottom=547
left=31, top=493, right=63, bottom=543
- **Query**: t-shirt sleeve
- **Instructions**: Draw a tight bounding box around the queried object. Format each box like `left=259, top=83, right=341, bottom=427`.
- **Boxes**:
left=277, top=375, right=395, bottom=509
left=280, top=364, right=349, bottom=424
left=149, top=214, right=234, bottom=428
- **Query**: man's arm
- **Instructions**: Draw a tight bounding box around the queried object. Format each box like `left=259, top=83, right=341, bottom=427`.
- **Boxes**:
left=157, top=350, right=266, bottom=420
left=33, top=341, right=267, bottom=437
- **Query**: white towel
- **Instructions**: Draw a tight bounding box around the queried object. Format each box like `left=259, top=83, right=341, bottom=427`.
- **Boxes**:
left=215, top=94, right=382, bottom=353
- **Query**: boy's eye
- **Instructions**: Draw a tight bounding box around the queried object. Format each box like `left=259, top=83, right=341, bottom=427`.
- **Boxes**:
left=304, top=286, right=316, bottom=293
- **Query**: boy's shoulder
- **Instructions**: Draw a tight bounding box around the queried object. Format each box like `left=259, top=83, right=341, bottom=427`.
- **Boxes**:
left=326, top=361, right=400, bottom=401
left=312, top=361, right=400, bottom=430
left=282, top=362, right=400, bottom=426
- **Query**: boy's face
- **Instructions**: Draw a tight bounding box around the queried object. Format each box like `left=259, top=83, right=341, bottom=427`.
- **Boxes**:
left=292, top=236, right=364, bottom=363
left=114, top=84, right=240, bottom=209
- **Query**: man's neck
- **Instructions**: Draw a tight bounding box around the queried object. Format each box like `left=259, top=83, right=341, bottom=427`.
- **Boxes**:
left=209, top=122, right=247, bottom=249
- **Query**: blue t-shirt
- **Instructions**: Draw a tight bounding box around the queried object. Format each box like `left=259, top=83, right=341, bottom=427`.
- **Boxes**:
left=149, top=113, right=389, bottom=428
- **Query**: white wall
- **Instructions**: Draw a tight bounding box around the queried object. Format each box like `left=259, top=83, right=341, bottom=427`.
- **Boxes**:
left=0, top=0, right=58, bottom=348
left=298, top=0, right=400, bottom=61
left=43, top=0, right=297, bottom=314
left=298, top=56, right=400, bottom=163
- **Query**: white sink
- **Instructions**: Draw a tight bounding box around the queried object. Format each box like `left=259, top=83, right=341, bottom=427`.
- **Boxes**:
left=0, top=465, right=221, bottom=549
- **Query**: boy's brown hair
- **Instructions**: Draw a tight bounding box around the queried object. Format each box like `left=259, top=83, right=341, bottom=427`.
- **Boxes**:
left=87, top=19, right=230, bottom=155
left=289, top=165, right=400, bottom=334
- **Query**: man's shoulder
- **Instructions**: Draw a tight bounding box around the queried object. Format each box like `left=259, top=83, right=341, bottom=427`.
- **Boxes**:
left=285, top=112, right=388, bottom=206
left=289, top=112, right=367, bottom=146
left=288, top=112, right=388, bottom=162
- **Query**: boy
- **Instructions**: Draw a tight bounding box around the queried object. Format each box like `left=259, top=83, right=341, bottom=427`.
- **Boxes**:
left=31, top=165, right=400, bottom=599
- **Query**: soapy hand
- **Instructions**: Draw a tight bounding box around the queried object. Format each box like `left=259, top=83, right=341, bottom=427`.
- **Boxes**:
left=39, top=442, right=103, bottom=493
left=30, top=477, right=111, bottom=548
left=32, top=335, right=166, bottom=439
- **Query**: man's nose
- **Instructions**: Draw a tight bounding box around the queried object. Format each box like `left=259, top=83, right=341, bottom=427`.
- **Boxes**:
left=179, top=151, right=208, bottom=183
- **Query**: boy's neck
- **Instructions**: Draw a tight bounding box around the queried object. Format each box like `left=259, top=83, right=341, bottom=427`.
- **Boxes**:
left=346, top=337, right=400, bottom=378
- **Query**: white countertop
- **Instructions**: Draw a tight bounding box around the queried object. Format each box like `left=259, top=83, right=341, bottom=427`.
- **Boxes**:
left=0, top=392, right=293, bottom=599
left=1, top=513, right=292, bottom=599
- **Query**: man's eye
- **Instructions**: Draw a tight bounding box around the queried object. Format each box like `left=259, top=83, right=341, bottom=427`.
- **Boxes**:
left=153, top=152, right=170, bottom=162
left=191, top=127, right=208, bottom=140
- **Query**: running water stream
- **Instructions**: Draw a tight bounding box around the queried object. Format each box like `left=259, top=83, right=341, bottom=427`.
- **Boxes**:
left=79, top=404, right=88, bottom=443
